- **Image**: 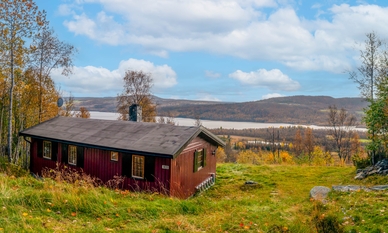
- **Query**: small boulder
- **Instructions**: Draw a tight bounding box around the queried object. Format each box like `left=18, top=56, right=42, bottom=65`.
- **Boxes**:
left=332, top=185, right=369, bottom=192
left=370, top=185, right=388, bottom=191
left=355, top=172, right=366, bottom=180
left=240, top=181, right=262, bottom=191
left=310, top=186, right=330, bottom=201
left=245, top=180, right=258, bottom=185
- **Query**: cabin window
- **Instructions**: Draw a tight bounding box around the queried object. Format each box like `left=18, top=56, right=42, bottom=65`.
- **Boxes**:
left=132, top=155, right=145, bottom=179
left=194, top=148, right=206, bottom=172
left=111, top=151, right=118, bottom=161
left=43, top=141, right=52, bottom=159
left=68, top=145, right=77, bottom=165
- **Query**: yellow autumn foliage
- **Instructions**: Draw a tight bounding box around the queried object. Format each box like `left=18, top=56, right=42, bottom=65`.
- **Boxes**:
left=237, top=150, right=261, bottom=165
left=215, top=147, right=226, bottom=163
left=312, top=146, right=333, bottom=166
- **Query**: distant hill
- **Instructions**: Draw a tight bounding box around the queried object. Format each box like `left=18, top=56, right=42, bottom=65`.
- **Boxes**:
left=74, top=95, right=368, bottom=126
left=73, top=96, right=223, bottom=112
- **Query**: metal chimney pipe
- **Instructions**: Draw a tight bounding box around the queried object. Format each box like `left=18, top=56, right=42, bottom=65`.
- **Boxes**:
left=129, top=104, right=142, bottom=122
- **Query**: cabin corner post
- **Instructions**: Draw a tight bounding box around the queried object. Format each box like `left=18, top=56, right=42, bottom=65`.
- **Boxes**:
left=22, top=136, right=31, bottom=170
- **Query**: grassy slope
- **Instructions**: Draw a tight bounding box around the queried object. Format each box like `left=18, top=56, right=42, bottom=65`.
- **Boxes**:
left=0, top=164, right=387, bottom=232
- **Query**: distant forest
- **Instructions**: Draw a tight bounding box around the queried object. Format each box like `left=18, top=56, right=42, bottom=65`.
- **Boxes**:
left=210, top=127, right=367, bottom=144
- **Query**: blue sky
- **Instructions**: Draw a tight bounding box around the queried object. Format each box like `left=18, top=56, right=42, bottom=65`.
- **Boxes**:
left=35, top=0, right=388, bottom=102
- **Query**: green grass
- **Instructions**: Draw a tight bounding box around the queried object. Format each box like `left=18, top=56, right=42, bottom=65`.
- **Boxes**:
left=1, top=164, right=388, bottom=232
left=359, top=139, right=371, bottom=143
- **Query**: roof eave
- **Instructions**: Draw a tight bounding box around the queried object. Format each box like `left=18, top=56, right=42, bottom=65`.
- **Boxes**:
left=19, top=133, right=174, bottom=159
left=171, top=126, right=225, bottom=158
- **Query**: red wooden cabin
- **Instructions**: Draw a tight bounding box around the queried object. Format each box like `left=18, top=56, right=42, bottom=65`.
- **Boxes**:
left=19, top=117, right=225, bottom=198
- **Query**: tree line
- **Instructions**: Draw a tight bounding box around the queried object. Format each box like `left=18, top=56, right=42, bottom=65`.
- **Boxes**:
left=0, top=0, right=92, bottom=165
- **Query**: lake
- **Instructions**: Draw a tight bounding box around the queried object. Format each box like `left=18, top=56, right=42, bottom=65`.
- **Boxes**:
left=89, top=111, right=367, bottom=131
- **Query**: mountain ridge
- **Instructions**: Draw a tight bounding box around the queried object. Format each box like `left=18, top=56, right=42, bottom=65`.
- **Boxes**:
left=74, top=95, right=367, bottom=126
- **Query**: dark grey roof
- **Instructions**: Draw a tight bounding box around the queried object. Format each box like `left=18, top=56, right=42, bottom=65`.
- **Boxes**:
left=19, top=117, right=225, bottom=158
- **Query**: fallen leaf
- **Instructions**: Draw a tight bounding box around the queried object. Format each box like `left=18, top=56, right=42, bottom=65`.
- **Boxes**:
left=46, top=209, right=51, bottom=213
left=22, top=212, right=28, bottom=216
left=71, top=212, right=77, bottom=217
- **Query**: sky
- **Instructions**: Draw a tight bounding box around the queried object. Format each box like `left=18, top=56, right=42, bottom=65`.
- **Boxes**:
left=34, top=0, right=388, bottom=102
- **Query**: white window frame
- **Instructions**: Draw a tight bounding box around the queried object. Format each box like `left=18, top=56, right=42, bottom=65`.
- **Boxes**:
left=197, top=149, right=204, bottom=169
left=43, top=141, right=52, bottom=159
left=132, top=155, right=145, bottom=179
left=68, top=145, right=77, bottom=165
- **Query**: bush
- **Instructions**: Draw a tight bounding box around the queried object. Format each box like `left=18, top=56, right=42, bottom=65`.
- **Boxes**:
left=42, top=164, right=102, bottom=188
left=0, top=156, right=29, bottom=177
left=311, top=202, right=344, bottom=233
left=237, top=150, right=261, bottom=165
left=352, top=153, right=371, bottom=169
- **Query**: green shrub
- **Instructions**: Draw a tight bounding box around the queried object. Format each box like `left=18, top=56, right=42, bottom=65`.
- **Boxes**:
left=0, top=157, right=29, bottom=177
left=352, top=153, right=371, bottom=169
left=313, top=214, right=344, bottom=233
left=311, top=202, right=344, bottom=233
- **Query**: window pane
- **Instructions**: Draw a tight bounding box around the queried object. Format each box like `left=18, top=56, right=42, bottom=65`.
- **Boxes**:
left=197, top=149, right=203, bottom=168
left=132, top=155, right=144, bottom=179
left=43, top=141, right=52, bottom=159
left=111, top=152, right=118, bottom=161
left=68, top=145, right=77, bottom=165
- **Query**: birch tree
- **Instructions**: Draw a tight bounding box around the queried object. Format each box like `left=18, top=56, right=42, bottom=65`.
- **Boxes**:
left=29, top=26, right=76, bottom=123
left=116, top=70, right=156, bottom=122
left=349, top=32, right=388, bottom=163
left=0, top=0, right=46, bottom=162
left=327, top=105, right=357, bottom=164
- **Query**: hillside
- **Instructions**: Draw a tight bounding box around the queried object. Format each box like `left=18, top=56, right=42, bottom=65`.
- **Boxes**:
left=73, top=96, right=223, bottom=113
left=1, top=163, right=387, bottom=232
left=74, top=95, right=368, bottom=126
left=158, top=96, right=368, bottom=126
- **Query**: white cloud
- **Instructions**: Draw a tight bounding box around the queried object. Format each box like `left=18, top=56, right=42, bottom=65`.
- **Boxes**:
left=57, top=4, right=75, bottom=16
left=311, top=3, right=322, bottom=9
left=205, top=70, right=221, bottom=78
left=64, top=13, right=97, bottom=38
left=51, top=58, right=177, bottom=96
left=229, top=69, right=300, bottom=91
left=261, top=93, right=284, bottom=99
left=64, top=12, right=125, bottom=45
left=62, top=1, right=388, bottom=71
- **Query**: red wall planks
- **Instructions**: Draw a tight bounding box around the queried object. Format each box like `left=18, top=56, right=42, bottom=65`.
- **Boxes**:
left=30, top=138, right=172, bottom=195
left=170, top=136, right=217, bottom=198
left=29, top=135, right=217, bottom=198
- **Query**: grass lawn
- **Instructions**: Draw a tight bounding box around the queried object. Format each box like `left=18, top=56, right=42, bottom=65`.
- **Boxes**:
left=0, top=164, right=387, bottom=232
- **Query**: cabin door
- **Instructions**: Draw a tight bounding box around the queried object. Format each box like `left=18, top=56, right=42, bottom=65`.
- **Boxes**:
left=121, top=153, right=132, bottom=177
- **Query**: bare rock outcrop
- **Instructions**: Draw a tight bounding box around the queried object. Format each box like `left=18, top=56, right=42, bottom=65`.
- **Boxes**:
left=355, top=159, right=388, bottom=180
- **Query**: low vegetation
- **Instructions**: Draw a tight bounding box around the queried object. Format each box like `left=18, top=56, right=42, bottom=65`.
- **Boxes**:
left=1, top=160, right=387, bottom=232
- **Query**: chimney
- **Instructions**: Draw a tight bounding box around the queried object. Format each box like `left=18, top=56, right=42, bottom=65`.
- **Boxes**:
left=129, top=104, right=142, bottom=122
